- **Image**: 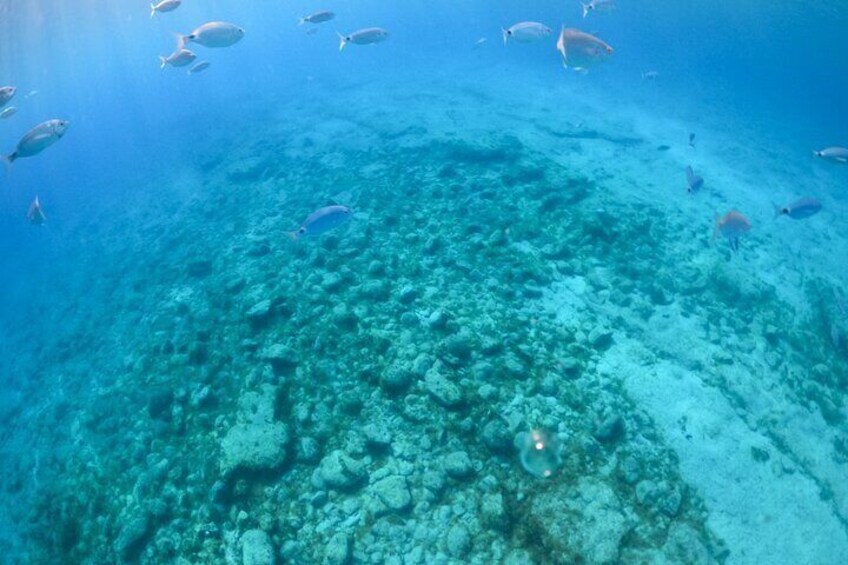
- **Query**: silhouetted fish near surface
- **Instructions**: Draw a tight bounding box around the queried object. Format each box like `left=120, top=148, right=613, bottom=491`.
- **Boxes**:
left=179, top=22, right=245, bottom=49
left=187, top=61, right=211, bottom=75
left=714, top=211, right=751, bottom=252
left=813, top=146, right=848, bottom=164
left=501, top=22, right=552, bottom=45
left=0, top=86, right=16, bottom=108
left=337, top=28, right=389, bottom=51
left=299, top=11, right=334, bottom=25
left=556, top=27, right=613, bottom=72
left=27, top=196, right=45, bottom=225
left=160, top=48, right=196, bottom=69
left=582, top=0, right=616, bottom=19
left=686, top=165, right=704, bottom=194
left=773, top=197, right=821, bottom=220
left=3, top=119, right=70, bottom=165
left=150, top=0, right=181, bottom=18
left=288, top=205, right=352, bottom=240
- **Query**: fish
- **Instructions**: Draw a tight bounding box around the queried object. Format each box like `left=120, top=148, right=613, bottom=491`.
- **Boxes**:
left=689, top=132, right=696, bottom=147
left=179, top=22, right=245, bottom=49
left=657, top=145, right=670, bottom=151
left=299, top=11, right=335, bottom=25
left=159, top=48, right=196, bottom=69
left=337, top=28, right=389, bottom=52
left=773, top=197, right=822, bottom=220
left=641, top=71, right=659, bottom=80
left=150, top=0, right=181, bottom=18
left=713, top=211, right=751, bottom=252
left=686, top=165, right=704, bottom=194
left=0, top=107, right=17, bottom=119
left=501, top=22, right=552, bottom=45
left=27, top=196, right=45, bottom=225
left=473, top=37, right=488, bottom=49
left=813, top=146, right=848, bottom=164
left=0, top=86, right=16, bottom=108
left=187, top=61, right=211, bottom=75
left=556, top=27, right=613, bottom=71
left=288, top=205, right=353, bottom=239
left=3, top=119, right=70, bottom=165
left=582, top=0, right=616, bottom=19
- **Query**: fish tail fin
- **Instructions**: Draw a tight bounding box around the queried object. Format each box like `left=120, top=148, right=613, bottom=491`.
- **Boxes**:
left=772, top=202, right=784, bottom=220
left=159, top=56, right=168, bottom=69
left=337, top=32, right=347, bottom=52
left=150, top=3, right=157, bottom=18
left=501, top=28, right=509, bottom=45
left=298, top=18, right=305, bottom=25
left=2, top=152, right=15, bottom=169
left=582, top=3, right=590, bottom=18
left=173, top=32, right=188, bottom=50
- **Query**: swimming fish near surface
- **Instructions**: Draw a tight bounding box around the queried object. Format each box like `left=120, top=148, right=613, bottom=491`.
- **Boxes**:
left=501, top=22, right=552, bottom=45
left=299, top=11, right=335, bottom=25
left=813, top=146, right=848, bottom=164
left=337, top=28, right=389, bottom=51
left=582, top=0, right=616, bottom=19
left=556, top=27, right=613, bottom=71
left=288, top=205, right=353, bottom=240
left=27, top=196, right=46, bottom=225
left=773, top=197, right=822, bottom=220
left=686, top=165, right=704, bottom=194
left=179, top=22, right=245, bottom=49
left=150, top=0, right=181, bottom=18
left=0, top=107, right=17, bottom=119
left=3, top=119, right=70, bottom=165
left=160, top=48, right=196, bottom=69
left=187, top=61, right=211, bottom=75
left=0, top=86, right=16, bottom=108
left=713, top=211, right=751, bottom=252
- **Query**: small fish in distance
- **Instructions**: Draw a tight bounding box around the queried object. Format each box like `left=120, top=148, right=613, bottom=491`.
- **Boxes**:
left=582, top=0, right=616, bottom=19
left=813, top=146, right=848, bottom=164
left=27, top=196, right=46, bottom=225
left=288, top=205, right=353, bottom=240
left=337, top=28, right=389, bottom=52
left=187, top=61, right=211, bottom=75
left=150, top=0, right=180, bottom=18
left=3, top=119, right=70, bottom=165
left=689, top=133, right=696, bottom=147
left=641, top=71, right=659, bottom=80
left=179, top=22, right=245, bottom=49
left=556, top=27, right=613, bottom=72
left=160, top=48, right=196, bottom=69
left=0, top=86, right=16, bottom=108
left=299, top=11, right=335, bottom=25
left=501, top=22, right=552, bottom=45
left=0, top=107, right=17, bottom=119
left=773, top=197, right=821, bottom=220
left=686, top=165, right=704, bottom=194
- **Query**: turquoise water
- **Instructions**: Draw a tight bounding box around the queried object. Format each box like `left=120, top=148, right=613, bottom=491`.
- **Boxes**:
left=1, top=1, right=847, bottom=563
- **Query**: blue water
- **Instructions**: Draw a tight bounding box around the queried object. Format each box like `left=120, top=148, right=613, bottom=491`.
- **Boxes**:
left=2, top=1, right=847, bottom=563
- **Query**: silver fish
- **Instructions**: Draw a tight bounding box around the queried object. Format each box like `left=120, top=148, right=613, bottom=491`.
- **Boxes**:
left=289, top=205, right=352, bottom=239
left=0, top=107, right=17, bottom=119
left=187, top=61, right=211, bottom=75
left=338, top=28, right=389, bottom=51
left=0, top=86, right=16, bottom=108
left=3, top=119, right=70, bottom=164
left=582, top=0, right=616, bottom=19
left=150, top=0, right=181, bottom=18
left=556, top=27, right=613, bottom=71
left=773, top=197, right=821, bottom=220
left=159, top=48, right=196, bottom=69
left=686, top=165, right=703, bottom=194
left=501, top=22, right=552, bottom=45
left=180, top=22, right=245, bottom=49
left=299, top=11, right=335, bottom=25
left=813, top=146, right=848, bottom=164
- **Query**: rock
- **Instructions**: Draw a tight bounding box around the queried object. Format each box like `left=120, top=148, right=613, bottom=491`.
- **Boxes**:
left=481, top=419, right=512, bottom=454
left=381, top=364, right=414, bottom=394
left=443, top=451, right=474, bottom=480
left=481, top=493, right=507, bottom=531
left=529, top=478, right=629, bottom=564
left=594, top=414, right=626, bottom=444
left=362, top=423, right=392, bottom=451
left=296, top=437, right=321, bottom=463
left=114, top=514, right=150, bottom=560
left=246, top=299, right=272, bottom=324
left=427, top=309, right=448, bottom=330
left=361, top=280, right=390, bottom=301
left=588, top=326, right=613, bottom=349
left=259, top=343, right=299, bottom=374
left=324, top=532, right=352, bottom=565
left=220, top=422, right=289, bottom=475
left=240, top=529, right=275, bottom=565
left=317, top=450, right=368, bottom=491
left=441, top=332, right=474, bottom=364
left=398, top=285, right=418, bottom=304
left=423, top=368, right=463, bottom=408
left=446, top=524, right=471, bottom=558
left=187, top=259, right=213, bottom=278
left=422, top=469, right=446, bottom=498
left=322, top=272, right=346, bottom=293
left=371, top=475, right=412, bottom=514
